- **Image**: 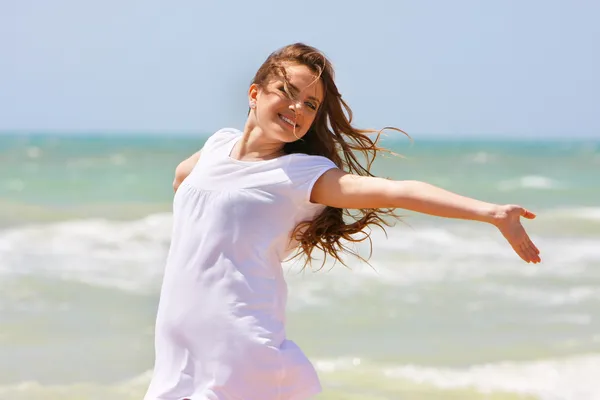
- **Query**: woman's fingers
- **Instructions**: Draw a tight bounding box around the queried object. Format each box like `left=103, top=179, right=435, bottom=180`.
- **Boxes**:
left=520, top=208, right=536, bottom=219
left=530, top=239, right=540, bottom=255
left=519, top=241, right=541, bottom=263
left=498, top=208, right=541, bottom=263
left=518, top=242, right=530, bottom=262
left=528, top=243, right=539, bottom=263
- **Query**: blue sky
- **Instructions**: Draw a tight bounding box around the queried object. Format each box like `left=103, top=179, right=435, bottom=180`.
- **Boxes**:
left=2, top=0, right=599, bottom=137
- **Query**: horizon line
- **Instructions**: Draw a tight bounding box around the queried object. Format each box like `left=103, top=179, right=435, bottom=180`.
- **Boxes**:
left=0, top=130, right=597, bottom=141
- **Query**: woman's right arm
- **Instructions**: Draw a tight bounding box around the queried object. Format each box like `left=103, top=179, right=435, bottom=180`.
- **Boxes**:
left=173, top=150, right=202, bottom=192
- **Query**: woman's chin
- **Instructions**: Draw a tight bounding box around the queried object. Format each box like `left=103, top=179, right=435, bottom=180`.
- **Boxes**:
left=270, top=123, right=300, bottom=141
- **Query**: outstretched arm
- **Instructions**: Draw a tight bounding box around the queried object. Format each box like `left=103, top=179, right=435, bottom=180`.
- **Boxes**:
left=311, top=169, right=541, bottom=263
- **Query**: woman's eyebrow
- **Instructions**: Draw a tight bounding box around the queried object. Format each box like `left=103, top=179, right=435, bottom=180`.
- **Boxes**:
left=287, top=83, right=322, bottom=104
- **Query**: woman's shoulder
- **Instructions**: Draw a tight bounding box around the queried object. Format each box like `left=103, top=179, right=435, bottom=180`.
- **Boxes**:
left=284, top=153, right=338, bottom=183
left=210, top=127, right=242, bottom=142
left=203, top=127, right=242, bottom=151
left=287, top=153, right=337, bottom=168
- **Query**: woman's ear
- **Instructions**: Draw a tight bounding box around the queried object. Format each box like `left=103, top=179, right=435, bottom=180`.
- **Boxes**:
left=248, top=83, right=259, bottom=106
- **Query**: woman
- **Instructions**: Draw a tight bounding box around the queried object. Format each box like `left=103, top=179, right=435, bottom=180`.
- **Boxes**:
left=144, top=43, right=540, bottom=400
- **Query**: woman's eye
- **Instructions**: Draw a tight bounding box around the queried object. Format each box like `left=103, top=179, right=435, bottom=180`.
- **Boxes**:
left=305, top=102, right=317, bottom=110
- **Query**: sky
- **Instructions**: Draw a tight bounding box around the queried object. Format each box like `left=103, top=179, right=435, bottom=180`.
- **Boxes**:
left=1, top=0, right=599, bottom=137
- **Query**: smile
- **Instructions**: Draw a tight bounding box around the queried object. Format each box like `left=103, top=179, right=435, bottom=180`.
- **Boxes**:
left=278, top=114, right=298, bottom=128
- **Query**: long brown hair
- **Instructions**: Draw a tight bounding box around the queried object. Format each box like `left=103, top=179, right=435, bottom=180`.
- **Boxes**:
left=251, top=43, right=409, bottom=270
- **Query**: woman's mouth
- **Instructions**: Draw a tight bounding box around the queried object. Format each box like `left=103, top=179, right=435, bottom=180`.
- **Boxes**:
left=278, top=113, right=298, bottom=128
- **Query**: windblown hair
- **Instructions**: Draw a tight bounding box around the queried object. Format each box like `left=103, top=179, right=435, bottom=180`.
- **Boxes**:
left=251, top=43, right=409, bottom=270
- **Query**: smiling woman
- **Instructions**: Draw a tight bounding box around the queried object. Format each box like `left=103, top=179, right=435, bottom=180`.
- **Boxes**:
left=237, top=63, right=325, bottom=156
left=230, top=44, right=414, bottom=270
left=147, top=43, right=541, bottom=400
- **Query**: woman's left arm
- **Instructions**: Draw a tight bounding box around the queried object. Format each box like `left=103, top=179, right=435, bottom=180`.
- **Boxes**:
left=311, top=169, right=541, bottom=263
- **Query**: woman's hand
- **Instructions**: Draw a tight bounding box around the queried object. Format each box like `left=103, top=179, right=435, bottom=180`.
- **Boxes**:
left=492, top=205, right=541, bottom=263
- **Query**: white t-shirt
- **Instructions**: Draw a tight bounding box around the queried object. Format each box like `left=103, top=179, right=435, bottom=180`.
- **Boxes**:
left=144, top=128, right=338, bottom=400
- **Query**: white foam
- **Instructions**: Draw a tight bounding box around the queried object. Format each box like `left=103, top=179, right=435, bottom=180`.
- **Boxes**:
left=498, top=175, right=563, bottom=191
left=539, top=314, right=593, bottom=326
left=383, top=354, right=600, bottom=400
left=0, top=213, right=173, bottom=292
left=109, top=153, right=127, bottom=165
left=0, top=370, right=154, bottom=399
left=466, top=151, right=496, bottom=164
left=342, top=226, right=597, bottom=280
left=311, top=354, right=600, bottom=399
left=548, top=207, right=600, bottom=222
left=315, top=357, right=364, bottom=373
left=1, top=212, right=599, bottom=298
left=26, top=146, right=42, bottom=159
left=4, top=179, right=26, bottom=192
left=2, top=355, right=599, bottom=399
left=284, top=224, right=600, bottom=310
left=477, top=284, right=600, bottom=307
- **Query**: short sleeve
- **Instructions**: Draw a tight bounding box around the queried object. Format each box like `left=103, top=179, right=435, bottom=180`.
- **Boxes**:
left=202, top=128, right=241, bottom=153
left=286, top=154, right=338, bottom=205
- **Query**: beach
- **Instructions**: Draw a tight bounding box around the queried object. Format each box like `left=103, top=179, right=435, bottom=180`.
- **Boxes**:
left=1, top=132, right=599, bottom=399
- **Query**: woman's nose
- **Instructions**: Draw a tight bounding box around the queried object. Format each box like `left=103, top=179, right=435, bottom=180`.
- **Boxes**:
left=289, top=101, right=303, bottom=113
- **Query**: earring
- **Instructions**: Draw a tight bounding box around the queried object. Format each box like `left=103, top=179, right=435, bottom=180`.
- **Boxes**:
left=249, top=101, right=256, bottom=109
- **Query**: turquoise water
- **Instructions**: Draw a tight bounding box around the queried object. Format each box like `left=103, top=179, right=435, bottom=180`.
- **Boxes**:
left=1, top=132, right=599, bottom=399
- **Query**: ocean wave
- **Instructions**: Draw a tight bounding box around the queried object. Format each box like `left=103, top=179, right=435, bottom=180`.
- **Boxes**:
left=0, top=371, right=153, bottom=400
left=1, top=212, right=599, bottom=297
left=3, top=354, right=599, bottom=399
left=477, top=284, right=600, bottom=307
left=498, top=175, right=564, bottom=191
left=3, top=179, right=26, bottom=192
left=465, top=151, right=497, bottom=164
left=545, top=207, right=600, bottom=222
left=383, top=354, right=600, bottom=400
left=314, top=354, right=600, bottom=400
left=26, top=146, right=42, bottom=159
left=0, top=213, right=173, bottom=293
left=65, top=152, right=128, bottom=168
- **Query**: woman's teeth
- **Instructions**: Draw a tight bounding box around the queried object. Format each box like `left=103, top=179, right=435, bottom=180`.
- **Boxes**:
left=279, top=114, right=296, bottom=127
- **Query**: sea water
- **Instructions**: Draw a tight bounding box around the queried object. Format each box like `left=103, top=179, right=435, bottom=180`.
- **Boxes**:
left=0, top=133, right=599, bottom=399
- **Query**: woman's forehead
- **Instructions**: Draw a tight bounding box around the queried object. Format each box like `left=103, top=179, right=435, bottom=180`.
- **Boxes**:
left=272, top=64, right=324, bottom=99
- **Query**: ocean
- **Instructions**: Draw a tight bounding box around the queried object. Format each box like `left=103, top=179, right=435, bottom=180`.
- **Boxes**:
left=1, top=132, right=599, bottom=400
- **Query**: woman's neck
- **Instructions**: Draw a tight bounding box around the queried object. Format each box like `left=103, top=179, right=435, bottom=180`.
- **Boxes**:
left=232, top=123, right=286, bottom=161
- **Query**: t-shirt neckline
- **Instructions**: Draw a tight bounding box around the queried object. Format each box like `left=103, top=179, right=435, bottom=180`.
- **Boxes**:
left=226, top=134, right=295, bottom=165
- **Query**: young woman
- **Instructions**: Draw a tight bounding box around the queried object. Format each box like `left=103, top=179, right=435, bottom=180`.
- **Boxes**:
left=144, top=43, right=541, bottom=400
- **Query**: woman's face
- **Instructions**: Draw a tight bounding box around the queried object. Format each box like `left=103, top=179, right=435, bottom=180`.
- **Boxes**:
left=250, top=63, right=324, bottom=142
